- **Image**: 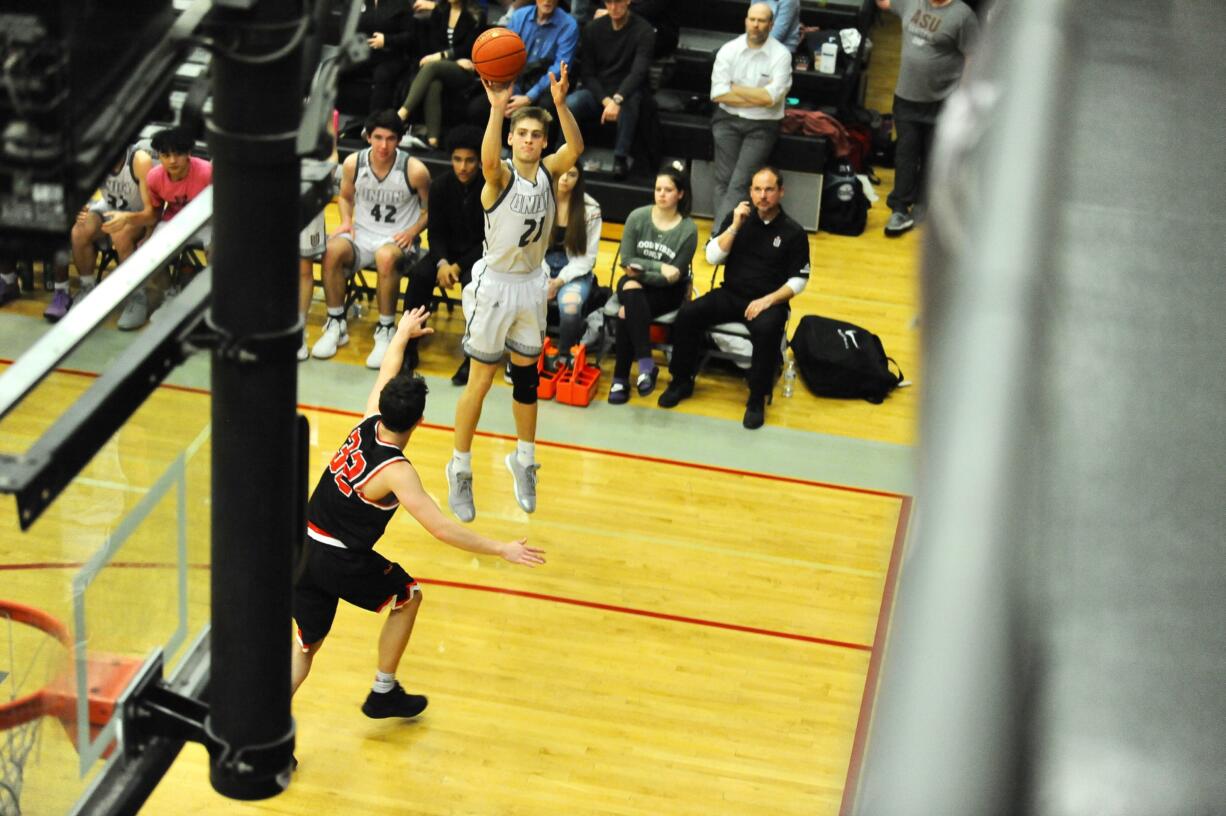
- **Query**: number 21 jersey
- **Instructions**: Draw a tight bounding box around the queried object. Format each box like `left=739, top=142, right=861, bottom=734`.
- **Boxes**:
left=482, top=160, right=556, bottom=275
left=306, top=415, right=407, bottom=552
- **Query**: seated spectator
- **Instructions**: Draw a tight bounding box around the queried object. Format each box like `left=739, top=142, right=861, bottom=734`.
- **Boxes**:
left=709, top=3, right=792, bottom=230
left=298, top=110, right=340, bottom=361
left=544, top=162, right=602, bottom=370
left=763, top=0, right=801, bottom=53
left=44, top=141, right=154, bottom=322
left=0, top=256, right=21, bottom=307
left=311, top=111, right=430, bottom=369
left=607, top=164, right=696, bottom=404
left=396, top=0, right=484, bottom=149
left=657, top=166, right=810, bottom=430
left=468, top=0, right=578, bottom=124
left=400, top=125, right=485, bottom=383
left=593, top=0, right=678, bottom=57
left=104, top=127, right=213, bottom=330
left=569, top=0, right=654, bottom=179
left=357, top=0, right=417, bottom=113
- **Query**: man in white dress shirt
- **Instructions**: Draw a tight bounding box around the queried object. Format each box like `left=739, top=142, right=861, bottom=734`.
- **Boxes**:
left=708, top=3, right=793, bottom=230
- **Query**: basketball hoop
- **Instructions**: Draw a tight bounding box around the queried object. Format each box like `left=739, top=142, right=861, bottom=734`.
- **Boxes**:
left=0, top=601, right=71, bottom=816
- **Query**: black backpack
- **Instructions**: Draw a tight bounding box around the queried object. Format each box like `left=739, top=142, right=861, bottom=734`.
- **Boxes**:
left=790, top=315, right=903, bottom=404
left=819, top=159, right=870, bottom=236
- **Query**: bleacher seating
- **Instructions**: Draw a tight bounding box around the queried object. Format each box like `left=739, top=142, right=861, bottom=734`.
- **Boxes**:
left=673, top=0, right=875, bottom=35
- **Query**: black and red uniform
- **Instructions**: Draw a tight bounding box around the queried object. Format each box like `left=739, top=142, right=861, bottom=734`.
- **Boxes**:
left=294, top=415, right=420, bottom=649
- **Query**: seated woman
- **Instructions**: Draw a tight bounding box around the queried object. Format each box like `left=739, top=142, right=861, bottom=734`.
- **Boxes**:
left=608, top=164, right=697, bottom=404
left=545, top=163, right=602, bottom=370
left=356, top=0, right=417, bottom=113
left=396, top=0, right=484, bottom=149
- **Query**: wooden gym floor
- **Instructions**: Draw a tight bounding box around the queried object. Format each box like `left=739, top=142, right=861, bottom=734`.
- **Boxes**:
left=0, top=14, right=917, bottom=815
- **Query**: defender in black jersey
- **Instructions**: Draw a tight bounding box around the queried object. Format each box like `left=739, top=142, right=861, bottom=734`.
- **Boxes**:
left=292, top=306, right=545, bottom=725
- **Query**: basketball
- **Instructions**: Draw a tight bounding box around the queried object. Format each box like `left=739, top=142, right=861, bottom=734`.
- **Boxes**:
left=471, top=28, right=527, bottom=84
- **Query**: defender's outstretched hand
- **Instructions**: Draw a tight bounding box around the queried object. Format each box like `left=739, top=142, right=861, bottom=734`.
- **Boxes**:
left=398, top=305, right=434, bottom=340
left=501, top=539, right=546, bottom=567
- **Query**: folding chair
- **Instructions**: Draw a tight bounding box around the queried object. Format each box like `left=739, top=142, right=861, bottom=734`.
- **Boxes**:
left=697, top=265, right=789, bottom=392
left=600, top=243, right=691, bottom=364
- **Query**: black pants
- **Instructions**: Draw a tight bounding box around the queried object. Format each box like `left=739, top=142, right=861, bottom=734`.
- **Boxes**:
left=613, top=275, right=687, bottom=380
left=667, top=286, right=788, bottom=399
left=370, top=54, right=412, bottom=114
left=886, top=95, right=944, bottom=214
left=403, top=250, right=472, bottom=355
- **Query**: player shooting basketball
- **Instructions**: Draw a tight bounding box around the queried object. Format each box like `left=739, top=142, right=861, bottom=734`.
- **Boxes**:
left=446, top=61, right=584, bottom=523
left=292, top=306, right=545, bottom=726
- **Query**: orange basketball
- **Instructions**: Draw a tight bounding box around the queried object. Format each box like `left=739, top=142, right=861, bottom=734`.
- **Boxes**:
left=471, top=27, right=527, bottom=84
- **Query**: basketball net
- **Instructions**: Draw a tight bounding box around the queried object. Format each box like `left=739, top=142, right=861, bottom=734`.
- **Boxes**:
left=1, top=714, right=42, bottom=816
left=0, top=604, right=69, bottom=816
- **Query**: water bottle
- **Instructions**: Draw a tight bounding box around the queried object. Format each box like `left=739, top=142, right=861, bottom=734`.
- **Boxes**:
left=782, top=352, right=796, bottom=398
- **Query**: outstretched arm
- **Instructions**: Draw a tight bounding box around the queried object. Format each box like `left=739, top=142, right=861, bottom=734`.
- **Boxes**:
left=542, top=62, right=584, bottom=177
left=481, top=80, right=514, bottom=208
left=389, top=465, right=546, bottom=565
left=364, top=307, right=434, bottom=417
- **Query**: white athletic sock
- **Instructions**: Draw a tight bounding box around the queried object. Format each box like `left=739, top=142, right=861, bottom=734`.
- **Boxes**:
left=516, top=441, right=535, bottom=468
left=54, top=281, right=69, bottom=292
left=79, top=274, right=97, bottom=287
left=372, top=671, right=396, bottom=694
left=326, top=306, right=344, bottom=318
left=452, top=450, right=472, bottom=474
left=379, top=314, right=394, bottom=327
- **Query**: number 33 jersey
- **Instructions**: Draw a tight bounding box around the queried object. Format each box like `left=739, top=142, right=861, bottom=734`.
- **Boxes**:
left=353, top=147, right=421, bottom=244
left=482, top=160, right=556, bottom=275
left=307, top=415, right=407, bottom=552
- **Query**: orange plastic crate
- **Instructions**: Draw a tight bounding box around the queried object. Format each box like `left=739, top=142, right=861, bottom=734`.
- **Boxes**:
left=536, top=338, right=562, bottom=400
left=554, top=343, right=601, bottom=407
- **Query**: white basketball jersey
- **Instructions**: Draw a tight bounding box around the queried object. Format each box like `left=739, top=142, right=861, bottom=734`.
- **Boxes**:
left=352, top=148, right=420, bottom=241
left=483, top=161, right=556, bottom=275
left=101, top=145, right=144, bottom=213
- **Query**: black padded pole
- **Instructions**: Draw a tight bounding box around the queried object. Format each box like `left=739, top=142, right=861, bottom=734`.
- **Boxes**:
left=206, top=0, right=303, bottom=800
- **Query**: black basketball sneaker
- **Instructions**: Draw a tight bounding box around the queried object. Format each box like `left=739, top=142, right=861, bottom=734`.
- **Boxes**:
left=361, top=682, right=429, bottom=719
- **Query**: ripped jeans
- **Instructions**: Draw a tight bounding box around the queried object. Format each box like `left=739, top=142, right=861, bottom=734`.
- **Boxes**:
left=546, top=249, right=594, bottom=356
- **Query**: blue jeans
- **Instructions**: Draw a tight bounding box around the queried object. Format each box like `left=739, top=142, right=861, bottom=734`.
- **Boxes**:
left=547, top=250, right=594, bottom=354
left=565, top=88, right=641, bottom=160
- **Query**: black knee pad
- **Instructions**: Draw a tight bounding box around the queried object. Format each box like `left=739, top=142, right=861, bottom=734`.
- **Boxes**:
left=510, top=362, right=539, bottom=404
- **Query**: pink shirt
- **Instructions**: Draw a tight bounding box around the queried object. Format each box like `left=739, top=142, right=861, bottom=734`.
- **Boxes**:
left=147, top=156, right=212, bottom=222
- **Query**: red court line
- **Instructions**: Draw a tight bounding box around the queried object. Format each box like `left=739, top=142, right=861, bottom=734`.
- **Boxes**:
left=301, top=401, right=906, bottom=500
left=7, top=356, right=915, bottom=801
left=838, top=495, right=912, bottom=816
left=1, top=358, right=906, bottom=500
left=0, top=561, right=872, bottom=652
left=417, top=577, right=872, bottom=651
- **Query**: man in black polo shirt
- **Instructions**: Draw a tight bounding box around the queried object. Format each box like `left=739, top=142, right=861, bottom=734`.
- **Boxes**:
left=657, top=166, right=811, bottom=429
left=402, top=126, right=485, bottom=383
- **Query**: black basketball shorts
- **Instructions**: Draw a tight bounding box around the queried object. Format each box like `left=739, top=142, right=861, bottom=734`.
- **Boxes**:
left=293, top=537, right=420, bottom=649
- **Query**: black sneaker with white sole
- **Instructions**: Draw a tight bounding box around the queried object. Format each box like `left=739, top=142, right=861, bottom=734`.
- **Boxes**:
left=361, top=682, right=429, bottom=719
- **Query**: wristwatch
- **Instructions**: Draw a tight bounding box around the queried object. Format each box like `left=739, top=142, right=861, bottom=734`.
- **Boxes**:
left=612, top=93, right=624, bottom=105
